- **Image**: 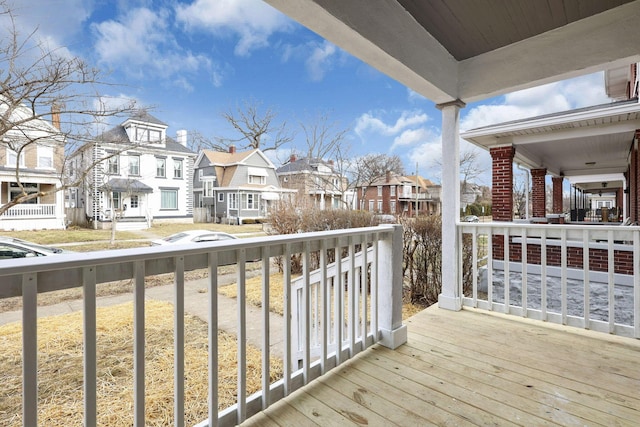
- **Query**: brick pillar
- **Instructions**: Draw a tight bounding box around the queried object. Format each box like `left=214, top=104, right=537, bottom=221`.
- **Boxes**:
left=490, top=146, right=515, bottom=221
left=552, top=176, right=563, bottom=214
left=531, top=168, right=547, bottom=218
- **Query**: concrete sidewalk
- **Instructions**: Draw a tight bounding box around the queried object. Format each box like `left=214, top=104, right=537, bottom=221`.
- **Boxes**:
left=0, top=271, right=285, bottom=359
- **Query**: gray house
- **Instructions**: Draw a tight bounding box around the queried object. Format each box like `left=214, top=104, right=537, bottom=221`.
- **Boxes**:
left=193, top=146, right=294, bottom=224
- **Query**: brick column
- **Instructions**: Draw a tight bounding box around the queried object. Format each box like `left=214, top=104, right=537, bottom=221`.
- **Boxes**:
left=490, top=146, right=515, bottom=221
left=552, top=176, right=563, bottom=214
left=531, top=168, right=547, bottom=218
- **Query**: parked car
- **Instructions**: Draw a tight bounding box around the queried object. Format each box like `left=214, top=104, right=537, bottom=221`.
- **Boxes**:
left=463, top=215, right=479, bottom=222
left=150, top=230, right=237, bottom=246
left=0, top=236, right=71, bottom=260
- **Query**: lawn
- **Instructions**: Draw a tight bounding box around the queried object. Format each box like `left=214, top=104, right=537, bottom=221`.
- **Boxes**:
left=0, top=300, right=283, bottom=426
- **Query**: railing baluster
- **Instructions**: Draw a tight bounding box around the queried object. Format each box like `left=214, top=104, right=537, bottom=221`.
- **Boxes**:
left=362, top=235, right=368, bottom=349
left=472, top=227, right=478, bottom=307
left=488, top=228, right=493, bottom=309
left=504, top=228, right=510, bottom=314
left=335, top=244, right=343, bottom=365
left=583, top=229, right=590, bottom=329
left=207, top=253, right=219, bottom=427
left=236, top=249, right=247, bottom=423
left=261, top=246, right=270, bottom=409
left=320, top=239, right=328, bottom=374
left=302, top=241, right=311, bottom=384
left=521, top=227, right=527, bottom=317
left=83, top=267, right=97, bottom=427
left=133, top=261, right=145, bottom=427
left=372, top=235, right=379, bottom=342
left=348, top=238, right=356, bottom=356
left=634, top=230, right=640, bottom=339
left=541, top=229, right=547, bottom=321
left=561, top=228, right=568, bottom=325
left=608, top=230, right=615, bottom=333
left=22, top=273, right=37, bottom=427
left=175, top=256, right=185, bottom=427
left=283, top=243, right=292, bottom=396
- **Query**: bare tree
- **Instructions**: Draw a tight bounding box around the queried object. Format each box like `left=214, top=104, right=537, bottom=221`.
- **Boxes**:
left=352, top=153, right=405, bottom=186
left=0, top=1, right=138, bottom=215
left=215, top=99, right=293, bottom=152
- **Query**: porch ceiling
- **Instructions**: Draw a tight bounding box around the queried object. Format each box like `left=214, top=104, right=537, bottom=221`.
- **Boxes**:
left=264, top=0, right=640, bottom=104
left=461, top=100, right=640, bottom=184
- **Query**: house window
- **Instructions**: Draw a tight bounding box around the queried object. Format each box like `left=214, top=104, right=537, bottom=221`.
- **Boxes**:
left=377, top=200, right=382, bottom=211
left=390, top=200, right=396, bottom=213
left=332, top=177, right=339, bottom=187
left=390, top=185, right=396, bottom=196
left=368, top=200, right=374, bottom=211
left=173, top=159, right=183, bottom=178
left=6, top=148, right=24, bottom=167
left=229, top=193, right=238, bottom=209
left=242, top=193, right=259, bottom=210
left=130, top=195, right=139, bottom=208
left=249, top=175, right=265, bottom=185
left=218, top=192, right=224, bottom=202
left=38, top=146, right=54, bottom=169
left=9, top=182, right=38, bottom=204
left=156, top=158, right=166, bottom=177
left=203, top=180, right=214, bottom=197
left=377, top=186, right=382, bottom=196
left=107, top=155, right=119, bottom=174
left=136, top=128, right=162, bottom=143
left=160, top=189, right=178, bottom=209
left=108, top=192, right=121, bottom=210
left=129, top=155, right=140, bottom=175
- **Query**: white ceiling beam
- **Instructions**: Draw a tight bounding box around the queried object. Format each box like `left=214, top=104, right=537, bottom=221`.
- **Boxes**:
left=459, top=1, right=640, bottom=102
left=264, top=0, right=459, bottom=103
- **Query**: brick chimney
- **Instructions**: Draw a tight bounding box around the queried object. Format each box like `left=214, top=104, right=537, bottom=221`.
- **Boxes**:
left=51, top=103, right=61, bottom=130
left=229, top=145, right=236, bottom=154
left=290, top=154, right=297, bottom=163
left=386, top=170, right=391, bottom=183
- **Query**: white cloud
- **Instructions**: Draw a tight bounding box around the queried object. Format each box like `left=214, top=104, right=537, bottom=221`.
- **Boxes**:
left=91, top=7, right=212, bottom=88
left=391, top=127, right=434, bottom=152
left=407, top=88, right=426, bottom=103
left=175, top=0, right=293, bottom=56
left=306, top=41, right=337, bottom=82
left=355, top=110, right=429, bottom=138
left=461, top=72, right=610, bottom=131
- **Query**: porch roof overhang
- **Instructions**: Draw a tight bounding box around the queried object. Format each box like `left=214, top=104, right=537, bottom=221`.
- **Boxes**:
left=264, top=0, right=640, bottom=104
left=101, top=178, right=153, bottom=194
left=461, top=99, right=640, bottom=191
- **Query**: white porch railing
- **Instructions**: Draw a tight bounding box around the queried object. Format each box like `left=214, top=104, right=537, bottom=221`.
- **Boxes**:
left=458, top=222, right=640, bottom=339
left=0, top=203, right=56, bottom=218
left=0, top=225, right=405, bottom=427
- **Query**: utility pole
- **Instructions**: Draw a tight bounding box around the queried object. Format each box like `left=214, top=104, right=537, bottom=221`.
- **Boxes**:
left=415, top=162, right=419, bottom=217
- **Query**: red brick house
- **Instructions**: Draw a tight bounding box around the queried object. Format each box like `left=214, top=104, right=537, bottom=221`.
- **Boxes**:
left=354, top=171, right=439, bottom=216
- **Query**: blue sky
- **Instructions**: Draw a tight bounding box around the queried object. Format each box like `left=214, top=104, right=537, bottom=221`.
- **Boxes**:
left=8, top=0, right=613, bottom=185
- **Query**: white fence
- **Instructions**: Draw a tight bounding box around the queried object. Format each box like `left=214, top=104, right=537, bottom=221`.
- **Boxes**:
left=458, top=222, right=640, bottom=338
left=0, top=225, right=404, bottom=427
left=0, top=203, right=56, bottom=217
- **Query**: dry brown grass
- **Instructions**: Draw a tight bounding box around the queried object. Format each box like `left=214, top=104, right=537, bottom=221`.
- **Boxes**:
left=0, top=300, right=283, bottom=426
left=151, top=222, right=264, bottom=236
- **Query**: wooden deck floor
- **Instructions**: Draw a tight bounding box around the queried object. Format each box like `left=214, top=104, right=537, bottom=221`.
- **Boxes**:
left=241, top=305, right=640, bottom=426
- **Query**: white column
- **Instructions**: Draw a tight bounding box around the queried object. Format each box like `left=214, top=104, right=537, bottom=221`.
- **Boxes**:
left=437, top=100, right=465, bottom=311
left=378, top=224, right=407, bottom=348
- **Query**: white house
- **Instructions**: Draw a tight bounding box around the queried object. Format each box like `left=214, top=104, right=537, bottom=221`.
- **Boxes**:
left=67, top=112, right=196, bottom=229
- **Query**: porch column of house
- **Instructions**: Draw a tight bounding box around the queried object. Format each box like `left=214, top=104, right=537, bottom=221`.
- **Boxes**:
left=490, top=146, right=516, bottom=221
left=531, top=168, right=547, bottom=219
left=437, top=99, right=465, bottom=311
left=552, top=176, right=563, bottom=214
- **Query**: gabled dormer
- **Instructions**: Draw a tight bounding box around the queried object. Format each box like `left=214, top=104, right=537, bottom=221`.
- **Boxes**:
left=121, top=112, right=168, bottom=146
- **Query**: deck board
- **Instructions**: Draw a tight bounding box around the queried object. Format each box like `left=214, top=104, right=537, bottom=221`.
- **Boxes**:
left=241, top=306, right=640, bottom=427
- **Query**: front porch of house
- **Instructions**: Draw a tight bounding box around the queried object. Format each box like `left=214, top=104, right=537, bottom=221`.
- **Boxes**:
left=1, top=222, right=639, bottom=426
left=242, top=305, right=640, bottom=426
